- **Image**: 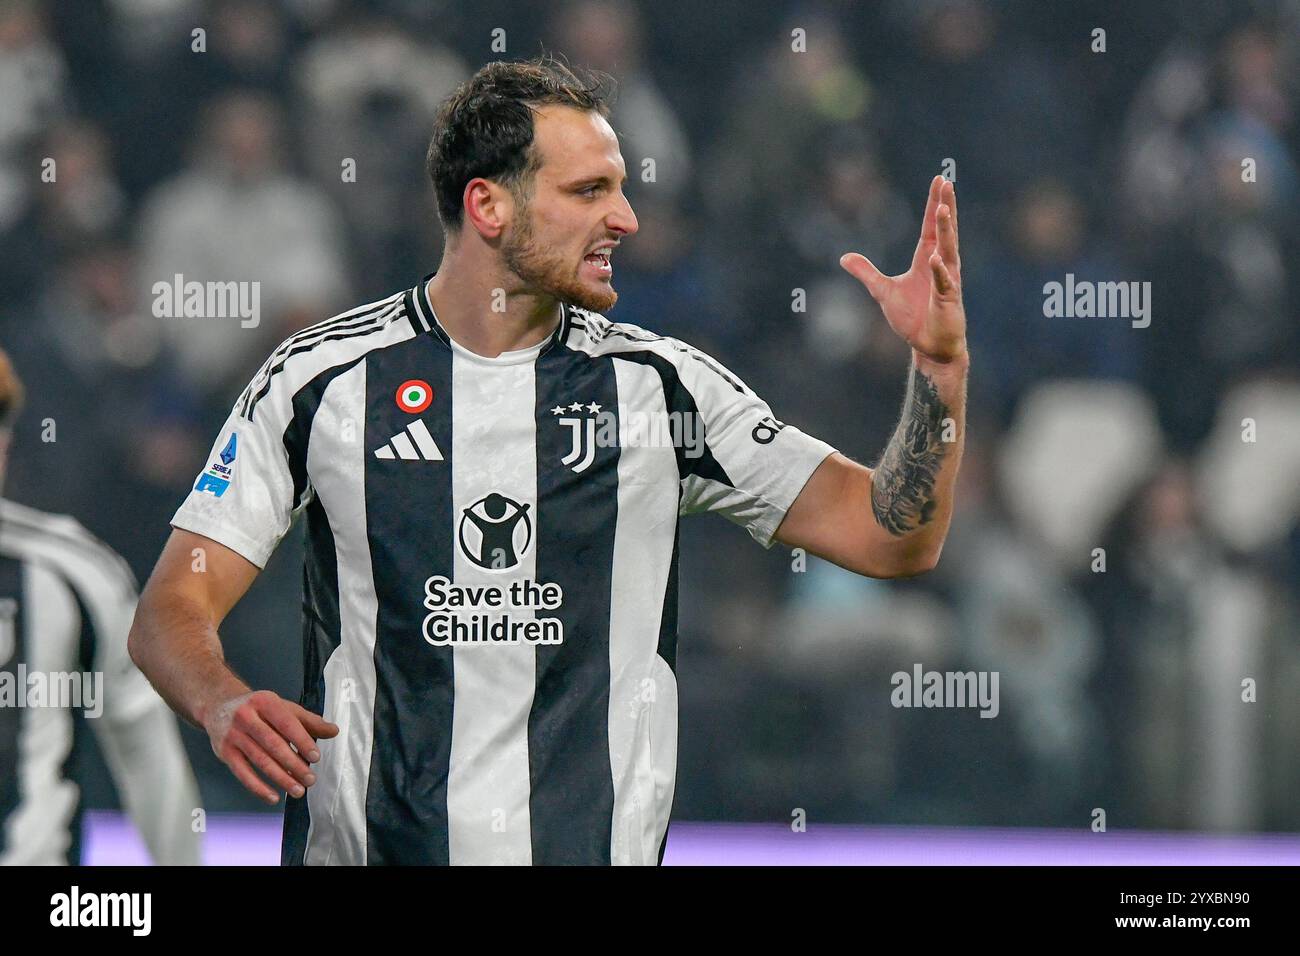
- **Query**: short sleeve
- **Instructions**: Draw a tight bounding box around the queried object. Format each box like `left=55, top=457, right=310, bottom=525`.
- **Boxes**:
left=169, top=367, right=299, bottom=569
left=671, top=339, right=837, bottom=548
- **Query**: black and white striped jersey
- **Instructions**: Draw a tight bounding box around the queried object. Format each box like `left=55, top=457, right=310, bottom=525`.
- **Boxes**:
left=0, top=498, right=201, bottom=865
left=171, top=276, right=837, bottom=865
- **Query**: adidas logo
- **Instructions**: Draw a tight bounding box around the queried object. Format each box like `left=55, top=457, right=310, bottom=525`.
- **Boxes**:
left=374, top=419, right=444, bottom=461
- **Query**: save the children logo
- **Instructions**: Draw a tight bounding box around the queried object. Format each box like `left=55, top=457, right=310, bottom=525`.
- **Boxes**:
left=422, top=575, right=564, bottom=646
left=457, top=492, right=532, bottom=571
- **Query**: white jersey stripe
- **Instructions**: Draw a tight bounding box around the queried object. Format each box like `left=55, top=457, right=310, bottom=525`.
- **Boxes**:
left=607, top=358, right=680, bottom=865
left=446, top=351, right=539, bottom=865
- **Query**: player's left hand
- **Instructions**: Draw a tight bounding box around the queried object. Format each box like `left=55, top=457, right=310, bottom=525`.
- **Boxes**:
left=840, top=175, right=967, bottom=364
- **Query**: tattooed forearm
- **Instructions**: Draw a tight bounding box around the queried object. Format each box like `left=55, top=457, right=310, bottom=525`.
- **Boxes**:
left=871, top=364, right=950, bottom=536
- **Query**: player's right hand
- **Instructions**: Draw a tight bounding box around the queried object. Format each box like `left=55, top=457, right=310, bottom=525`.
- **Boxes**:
left=203, top=689, right=340, bottom=805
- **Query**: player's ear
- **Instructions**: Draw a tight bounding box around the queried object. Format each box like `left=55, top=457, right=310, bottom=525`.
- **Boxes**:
left=462, top=178, right=508, bottom=240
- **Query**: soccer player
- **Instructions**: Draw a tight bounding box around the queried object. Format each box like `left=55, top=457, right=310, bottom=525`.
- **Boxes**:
left=129, top=56, right=968, bottom=865
left=0, top=348, right=201, bottom=865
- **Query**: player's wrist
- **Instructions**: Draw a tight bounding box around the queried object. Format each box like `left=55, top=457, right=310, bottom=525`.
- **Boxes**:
left=194, top=679, right=253, bottom=729
left=913, top=342, right=969, bottom=372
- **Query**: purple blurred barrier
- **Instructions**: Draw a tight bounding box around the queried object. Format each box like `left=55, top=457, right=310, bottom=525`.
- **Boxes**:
left=81, top=811, right=1300, bottom=866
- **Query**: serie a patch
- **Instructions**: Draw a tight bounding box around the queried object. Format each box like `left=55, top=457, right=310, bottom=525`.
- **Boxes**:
left=195, top=432, right=238, bottom=497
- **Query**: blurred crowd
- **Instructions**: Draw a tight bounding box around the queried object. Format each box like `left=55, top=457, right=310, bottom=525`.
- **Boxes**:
left=1, top=0, right=1297, bottom=832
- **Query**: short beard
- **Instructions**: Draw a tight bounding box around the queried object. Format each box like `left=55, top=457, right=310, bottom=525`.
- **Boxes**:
left=500, top=202, right=618, bottom=314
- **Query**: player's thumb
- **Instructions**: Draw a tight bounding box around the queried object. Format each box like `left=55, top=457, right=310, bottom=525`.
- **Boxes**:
left=840, top=253, right=888, bottom=301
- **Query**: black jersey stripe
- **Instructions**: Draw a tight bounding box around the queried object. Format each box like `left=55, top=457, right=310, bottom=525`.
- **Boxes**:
left=283, top=357, right=367, bottom=509
left=587, top=349, right=734, bottom=488
left=527, top=345, right=620, bottom=864
left=0, top=554, right=24, bottom=857
left=61, top=579, right=96, bottom=865
left=363, top=333, right=456, bottom=864
left=545, top=303, right=571, bottom=354
left=277, top=357, right=371, bottom=865
left=279, top=493, right=340, bottom=866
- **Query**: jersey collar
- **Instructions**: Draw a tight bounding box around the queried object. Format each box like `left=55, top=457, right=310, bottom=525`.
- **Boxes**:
left=405, top=273, right=570, bottom=358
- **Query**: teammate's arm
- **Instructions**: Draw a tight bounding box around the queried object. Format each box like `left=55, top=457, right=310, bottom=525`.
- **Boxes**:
left=77, top=552, right=203, bottom=865
left=775, top=175, right=968, bottom=578
left=128, top=528, right=338, bottom=805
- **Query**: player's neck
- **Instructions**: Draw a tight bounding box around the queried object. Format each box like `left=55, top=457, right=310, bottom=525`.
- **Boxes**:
left=425, top=260, right=561, bottom=360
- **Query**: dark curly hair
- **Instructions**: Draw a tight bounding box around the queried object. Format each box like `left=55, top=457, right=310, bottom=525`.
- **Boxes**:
left=426, top=54, right=614, bottom=232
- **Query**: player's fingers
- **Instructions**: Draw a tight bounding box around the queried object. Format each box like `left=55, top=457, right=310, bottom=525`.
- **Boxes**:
left=942, top=178, right=959, bottom=238
left=921, top=174, right=942, bottom=242
left=913, top=175, right=943, bottom=266
left=260, top=703, right=328, bottom=771
left=840, top=252, right=890, bottom=302
left=241, top=712, right=315, bottom=787
left=222, top=740, right=282, bottom=805
left=234, top=729, right=306, bottom=798
left=286, top=701, right=340, bottom=743
left=937, top=202, right=960, bottom=269
left=930, top=253, right=957, bottom=297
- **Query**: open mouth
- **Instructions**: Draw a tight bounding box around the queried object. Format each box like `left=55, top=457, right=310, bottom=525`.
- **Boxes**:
left=583, top=249, right=613, bottom=278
